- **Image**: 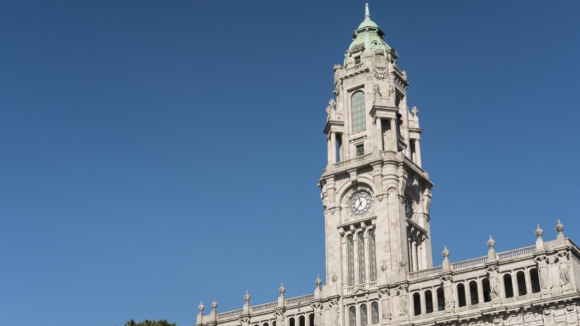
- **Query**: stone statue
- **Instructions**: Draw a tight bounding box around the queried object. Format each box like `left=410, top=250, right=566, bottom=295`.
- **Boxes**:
left=326, top=98, right=336, bottom=115
left=275, top=309, right=286, bottom=326
left=380, top=289, right=391, bottom=319
left=373, top=84, right=381, bottom=103
left=398, top=285, right=408, bottom=316
left=558, top=252, right=571, bottom=286
left=333, top=65, right=343, bottom=95
left=329, top=299, right=339, bottom=326
left=549, top=256, right=562, bottom=288
left=537, top=256, right=552, bottom=290
left=488, top=266, right=501, bottom=300
left=402, top=70, right=407, bottom=80
left=441, top=275, right=455, bottom=309
left=387, top=85, right=394, bottom=99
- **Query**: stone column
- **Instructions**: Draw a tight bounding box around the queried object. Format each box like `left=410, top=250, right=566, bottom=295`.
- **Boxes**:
left=327, top=136, right=332, bottom=164
left=413, top=241, right=419, bottom=272
left=414, top=139, right=422, bottom=167
left=376, top=118, right=383, bottom=151
left=524, top=268, right=533, bottom=295
left=331, top=132, right=337, bottom=164
left=390, top=118, right=397, bottom=151
left=477, top=279, right=484, bottom=304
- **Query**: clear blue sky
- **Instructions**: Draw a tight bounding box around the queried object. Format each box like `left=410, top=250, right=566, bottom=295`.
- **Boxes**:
left=1, top=1, right=579, bottom=325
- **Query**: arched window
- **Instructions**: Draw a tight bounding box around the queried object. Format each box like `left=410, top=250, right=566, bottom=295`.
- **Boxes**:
left=347, top=234, right=355, bottom=286
left=425, top=290, right=433, bottom=313
left=309, top=314, right=314, bottom=326
left=504, top=274, right=514, bottom=298
left=469, top=281, right=479, bottom=305
left=413, top=293, right=421, bottom=315
left=263, top=323, right=269, bottom=326
left=436, top=287, right=445, bottom=311
left=516, top=271, right=527, bottom=296
left=299, top=315, right=305, bottom=326
left=530, top=268, right=541, bottom=293
left=371, top=302, right=379, bottom=324
left=349, top=306, right=356, bottom=326
left=289, top=318, right=295, bottom=326
left=457, top=283, right=466, bottom=307
left=482, top=278, right=491, bottom=302
left=351, top=91, right=366, bottom=132
left=358, top=232, right=366, bottom=283
left=369, top=229, right=377, bottom=281
left=273, top=322, right=277, bottom=326
left=360, top=304, right=368, bottom=326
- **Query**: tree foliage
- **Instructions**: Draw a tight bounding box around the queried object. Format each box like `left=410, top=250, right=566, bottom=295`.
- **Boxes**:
left=123, top=319, right=177, bottom=326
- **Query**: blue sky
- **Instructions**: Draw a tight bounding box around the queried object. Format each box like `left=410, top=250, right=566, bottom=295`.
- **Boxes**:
left=1, top=1, right=579, bottom=325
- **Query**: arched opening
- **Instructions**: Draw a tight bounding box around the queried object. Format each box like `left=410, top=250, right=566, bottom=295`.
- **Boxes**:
left=273, top=322, right=277, bottom=326
left=425, top=290, right=433, bottom=314
left=371, top=302, right=379, bottom=324
left=457, top=283, right=466, bottom=307
left=358, top=232, right=366, bottom=284
left=516, top=271, right=527, bottom=296
left=360, top=304, right=368, bottom=326
left=299, top=315, right=305, bottom=326
left=309, top=314, right=314, bottom=326
left=436, top=287, right=444, bottom=311
left=413, top=293, right=421, bottom=315
left=503, top=274, right=514, bottom=298
left=289, top=319, right=295, bottom=326
left=263, top=323, right=269, bottom=326
left=469, top=281, right=479, bottom=305
left=369, top=229, right=377, bottom=282
left=349, top=306, right=356, bottom=326
left=347, top=234, right=355, bottom=286
left=530, top=268, right=541, bottom=293
left=351, top=91, right=366, bottom=132
left=482, top=278, right=491, bottom=302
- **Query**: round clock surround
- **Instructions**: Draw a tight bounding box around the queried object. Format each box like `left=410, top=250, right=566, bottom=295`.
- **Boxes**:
left=349, top=191, right=372, bottom=215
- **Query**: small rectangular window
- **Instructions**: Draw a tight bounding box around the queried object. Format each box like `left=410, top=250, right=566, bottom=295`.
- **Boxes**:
left=355, top=57, right=361, bottom=64
left=356, top=145, right=364, bottom=156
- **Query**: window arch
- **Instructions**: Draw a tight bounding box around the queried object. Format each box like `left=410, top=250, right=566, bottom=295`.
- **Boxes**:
left=347, top=234, right=355, bottom=286
left=349, top=306, right=356, bottom=326
left=360, top=304, right=368, bottom=326
left=457, top=283, right=466, bottom=307
left=413, top=293, right=421, bottom=315
left=358, top=232, right=366, bottom=283
left=425, top=290, right=433, bottom=313
left=351, top=91, right=366, bottom=132
left=371, top=302, right=379, bottom=324
left=369, top=229, right=377, bottom=281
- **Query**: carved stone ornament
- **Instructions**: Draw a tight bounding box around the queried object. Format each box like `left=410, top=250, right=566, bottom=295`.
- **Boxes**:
left=326, top=98, right=336, bottom=115
left=331, top=273, right=338, bottom=283
left=535, top=225, right=544, bottom=238
left=211, top=298, right=218, bottom=310
left=535, top=255, right=552, bottom=290
left=397, top=285, right=408, bottom=316
left=440, top=275, right=455, bottom=309
left=381, top=290, right=391, bottom=319
left=198, top=301, right=205, bottom=312
left=373, top=52, right=389, bottom=80
left=401, top=196, right=413, bottom=218
left=279, top=283, right=286, bottom=295
left=330, top=299, right=340, bottom=326
left=487, top=265, right=501, bottom=300
left=239, top=316, right=250, bottom=326
left=557, top=251, right=571, bottom=286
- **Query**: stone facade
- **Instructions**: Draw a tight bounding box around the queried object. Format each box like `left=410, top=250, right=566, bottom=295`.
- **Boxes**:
left=194, top=5, right=580, bottom=326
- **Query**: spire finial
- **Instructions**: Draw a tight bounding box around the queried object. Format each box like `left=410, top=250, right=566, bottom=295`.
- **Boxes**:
left=365, top=3, right=371, bottom=20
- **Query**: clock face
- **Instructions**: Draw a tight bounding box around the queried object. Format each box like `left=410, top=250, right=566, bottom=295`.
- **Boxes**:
left=350, top=191, right=372, bottom=215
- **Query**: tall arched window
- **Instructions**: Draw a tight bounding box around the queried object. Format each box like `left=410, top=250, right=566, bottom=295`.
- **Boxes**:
left=360, top=304, right=368, bottom=326
left=347, top=235, right=355, bottom=286
left=369, top=229, right=377, bottom=282
left=358, top=232, right=366, bottom=283
left=351, top=91, right=366, bottom=132
left=371, top=302, right=379, bottom=324
left=349, top=306, right=357, bottom=326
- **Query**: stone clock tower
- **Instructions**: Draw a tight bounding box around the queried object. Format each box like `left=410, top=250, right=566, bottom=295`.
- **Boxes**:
left=196, top=6, right=579, bottom=326
left=318, top=3, right=433, bottom=290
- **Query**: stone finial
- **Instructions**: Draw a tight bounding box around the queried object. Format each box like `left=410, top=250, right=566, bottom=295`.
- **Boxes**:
left=279, top=283, right=286, bottom=295
left=315, top=275, right=322, bottom=288
left=365, top=3, right=370, bottom=20
left=244, top=291, right=251, bottom=302
left=412, top=106, right=419, bottom=117
left=442, top=246, right=450, bottom=259
left=535, top=225, right=544, bottom=237
left=556, top=220, right=566, bottom=247
left=198, top=301, right=205, bottom=312
left=211, top=299, right=218, bottom=310
left=487, top=236, right=496, bottom=248
left=333, top=64, right=342, bottom=71
left=556, top=220, right=565, bottom=233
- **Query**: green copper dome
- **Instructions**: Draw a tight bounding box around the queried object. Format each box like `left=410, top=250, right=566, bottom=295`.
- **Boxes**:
left=346, top=3, right=391, bottom=62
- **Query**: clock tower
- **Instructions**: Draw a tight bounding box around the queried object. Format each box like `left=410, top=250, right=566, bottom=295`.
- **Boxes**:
left=319, top=4, right=434, bottom=291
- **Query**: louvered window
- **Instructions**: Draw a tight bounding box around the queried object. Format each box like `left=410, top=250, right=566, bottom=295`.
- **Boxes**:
left=358, top=232, right=366, bottom=283
left=369, top=229, right=377, bottom=281
left=351, top=91, right=366, bottom=132
left=347, top=234, right=355, bottom=286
